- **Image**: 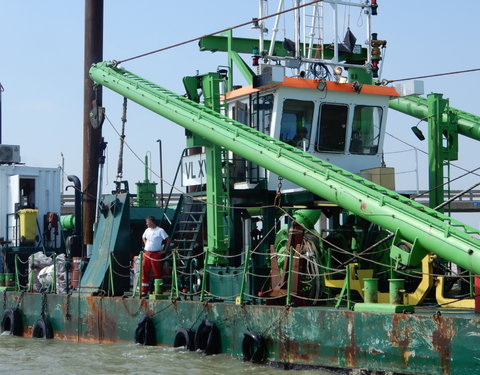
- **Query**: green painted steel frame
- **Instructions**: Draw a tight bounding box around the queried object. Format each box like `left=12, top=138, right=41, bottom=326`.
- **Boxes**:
left=390, top=95, right=480, bottom=142
left=199, top=35, right=367, bottom=62
left=196, top=73, right=229, bottom=264
left=89, top=62, right=480, bottom=275
left=80, top=193, right=131, bottom=295
left=390, top=94, right=461, bottom=212
left=428, top=94, right=449, bottom=210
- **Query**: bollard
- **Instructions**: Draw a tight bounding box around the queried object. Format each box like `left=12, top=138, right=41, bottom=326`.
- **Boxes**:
left=154, top=279, right=163, bottom=295
left=389, top=279, right=405, bottom=305
left=363, top=278, right=379, bottom=303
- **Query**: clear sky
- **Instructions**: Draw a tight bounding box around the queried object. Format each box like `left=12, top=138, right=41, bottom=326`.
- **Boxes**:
left=1, top=1, right=480, bottom=220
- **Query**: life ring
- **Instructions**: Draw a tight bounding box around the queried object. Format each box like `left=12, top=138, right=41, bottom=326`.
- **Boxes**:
left=242, top=331, right=267, bottom=363
left=1, top=308, right=23, bottom=336
left=31, top=316, right=53, bottom=339
left=134, top=315, right=155, bottom=345
left=173, top=328, right=195, bottom=351
left=194, top=320, right=220, bottom=355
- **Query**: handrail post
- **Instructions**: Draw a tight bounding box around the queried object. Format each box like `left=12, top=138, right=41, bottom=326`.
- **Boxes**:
left=51, top=254, right=57, bottom=294
left=286, top=244, right=294, bottom=305
left=346, top=264, right=351, bottom=310
left=29, top=253, right=35, bottom=292
left=14, top=255, right=20, bottom=291
left=200, top=248, right=209, bottom=302
left=238, top=246, right=251, bottom=304
left=170, top=249, right=179, bottom=299
left=133, top=252, right=143, bottom=298
left=108, top=253, right=114, bottom=296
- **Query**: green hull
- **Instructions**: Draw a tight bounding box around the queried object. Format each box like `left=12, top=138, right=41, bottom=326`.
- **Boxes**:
left=5, top=291, right=478, bottom=375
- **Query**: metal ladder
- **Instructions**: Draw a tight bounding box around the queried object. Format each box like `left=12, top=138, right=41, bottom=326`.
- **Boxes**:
left=304, top=0, right=324, bottom=75
left=169, top=194, right=206, bottom=290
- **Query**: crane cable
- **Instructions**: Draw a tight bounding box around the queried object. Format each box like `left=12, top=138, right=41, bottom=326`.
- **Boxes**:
left=115, top=0, right=325, bottom=65
left=383, top=67, right=480, bottom=85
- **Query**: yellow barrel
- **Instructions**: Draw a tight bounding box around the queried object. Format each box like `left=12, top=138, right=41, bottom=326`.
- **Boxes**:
left=17, top=209, right=38, bottom=243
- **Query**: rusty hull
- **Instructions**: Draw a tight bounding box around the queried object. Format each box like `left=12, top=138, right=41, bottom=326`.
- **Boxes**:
left=4, top=292, right=479, bottom=374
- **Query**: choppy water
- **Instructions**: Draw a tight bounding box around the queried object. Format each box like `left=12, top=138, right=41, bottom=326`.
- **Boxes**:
left=0, top=335, right=334, bottom=375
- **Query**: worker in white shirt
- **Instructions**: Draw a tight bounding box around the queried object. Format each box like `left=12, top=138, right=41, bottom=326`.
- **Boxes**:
left=141, top=216, right=170, bottom=296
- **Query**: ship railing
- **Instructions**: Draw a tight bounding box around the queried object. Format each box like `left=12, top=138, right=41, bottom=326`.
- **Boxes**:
left=61, top=193, right=182, bottom=216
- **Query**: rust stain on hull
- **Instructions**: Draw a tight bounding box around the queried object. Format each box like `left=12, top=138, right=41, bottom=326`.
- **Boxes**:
left=344, top=311, right=360, bottom=368
left=390, top=314, right=411, bottom=365
left=432, top=314, right=454, bottom=375
left=85, top=296, right=119, bottom=341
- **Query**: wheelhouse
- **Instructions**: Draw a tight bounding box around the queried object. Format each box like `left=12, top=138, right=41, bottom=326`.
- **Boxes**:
left=226, top=77, right=399, bottom=191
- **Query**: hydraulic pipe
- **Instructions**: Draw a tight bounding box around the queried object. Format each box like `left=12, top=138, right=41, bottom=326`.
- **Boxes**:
left=67, top=175, right=82, bottom=236
left=66, top=175, right=82, bottom=258
left=293, top=209, right=321, bottom=230
left=389, top=96, right=480, bottom=142
left=89, top=62, right=480, bottom=274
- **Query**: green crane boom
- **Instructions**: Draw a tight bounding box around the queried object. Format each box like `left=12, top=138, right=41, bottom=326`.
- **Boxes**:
left=390, top=95, right=480, bottom=141
left=89, top=62, right=480, bottom=274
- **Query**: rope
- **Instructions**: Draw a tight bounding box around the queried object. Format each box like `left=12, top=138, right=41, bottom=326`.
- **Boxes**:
left=116, top=0, right=324, bottom=64
left=105, top=114, right=300, bottom=212
left=205, top=269, right=243, bottom=278
left=176, top=252, right=203, bottom=260
left=179, top=290, right=201, bottom=297
left=205, top=250, right=243, bottom=259
left=189, top=301, right=210, bottom=330
left=111, top=269, right=130, bottom=278
left=152, top=301, right=174, bottom=317
left=142, top=251, right=172, bottom=262
left=383, top=67, right=480, bottom=84
left=110, top=252, right=131, bottom=269
left=202, top=291, right=239, bottom=300
left=385, top=130, right=480, bottom=197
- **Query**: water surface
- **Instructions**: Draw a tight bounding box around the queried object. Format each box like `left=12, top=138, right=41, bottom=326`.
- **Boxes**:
left=0, top=335, right=335, bottom=375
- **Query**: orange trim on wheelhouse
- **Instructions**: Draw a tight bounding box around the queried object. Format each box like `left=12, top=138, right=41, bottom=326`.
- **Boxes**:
left=225, top=77, right=399, bottom=100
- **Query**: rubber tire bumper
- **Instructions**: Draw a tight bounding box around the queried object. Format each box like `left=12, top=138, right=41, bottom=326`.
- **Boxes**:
left=135, top=315, right=156, bottom=345
left=32, top=316, right=53, bottom=339
left=194, top=320, right=220, bottom=355
left=1, top=308, right=23, bottom=336
left=242, top=331, right=267, bottom=363
left=173, top=328, right=195, bottom=351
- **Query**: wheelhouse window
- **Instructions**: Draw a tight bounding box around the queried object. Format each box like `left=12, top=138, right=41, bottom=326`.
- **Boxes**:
left=233, top=101, right=248, bottom=125
left=316, top=104, right=348, bottom=152
left=251, top=94, right=274, bottom=134
left=279, top=99, right=314, bottom=148
left=349, top=105, right=383, bottom=155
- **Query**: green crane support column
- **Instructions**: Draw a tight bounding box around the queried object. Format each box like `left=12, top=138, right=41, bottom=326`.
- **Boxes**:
left=205, top=144, right=228, bottom=264
left=390, top=94, right=458, bottom=211
left=427, top=94, right=446, bottom=210
left=199, top=73, right=229, bottom=265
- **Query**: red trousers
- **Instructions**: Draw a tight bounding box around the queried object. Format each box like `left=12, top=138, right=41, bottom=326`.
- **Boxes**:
left=142, top=251, right=162, bottom=294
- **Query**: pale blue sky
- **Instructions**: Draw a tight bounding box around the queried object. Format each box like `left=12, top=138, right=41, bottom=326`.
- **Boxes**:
left=1, top=1, right=480, bottom=213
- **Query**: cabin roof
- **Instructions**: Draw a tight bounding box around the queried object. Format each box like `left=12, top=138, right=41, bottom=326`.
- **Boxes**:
left=226, top=77, right=399, bottom=100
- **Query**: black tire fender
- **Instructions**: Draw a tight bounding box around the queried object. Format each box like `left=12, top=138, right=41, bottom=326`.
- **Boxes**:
left=242, top=331, right=267, bottom=363
left=194, top=320, right=220, bottom=355
left=173, top=328, right=195, bottom=351
left=1, top=308, right=23, bottom=336
left=32, top=316, right=53, bottom=339
left=134, top=315, right=156, bottom=346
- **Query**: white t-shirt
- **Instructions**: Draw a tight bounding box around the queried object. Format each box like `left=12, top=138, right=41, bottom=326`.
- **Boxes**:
left=143, top=226, right=169, bottom=252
